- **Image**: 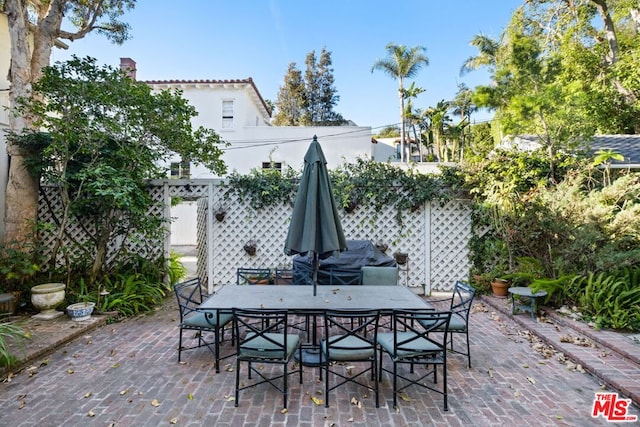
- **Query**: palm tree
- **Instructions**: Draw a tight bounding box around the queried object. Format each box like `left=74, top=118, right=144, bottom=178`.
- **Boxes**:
left=403, top=82, right=425, bottom=161
left=372, top=43, right=429, bottom=162
left=451, top=83, right=477, bottom=162
left=460, top=34, right=500, bottom=75
left=427, top=100, right=451, bottom=162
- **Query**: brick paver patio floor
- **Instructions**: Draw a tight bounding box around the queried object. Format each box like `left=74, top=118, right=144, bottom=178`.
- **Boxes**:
left=1, top=293, right=638, bottom=426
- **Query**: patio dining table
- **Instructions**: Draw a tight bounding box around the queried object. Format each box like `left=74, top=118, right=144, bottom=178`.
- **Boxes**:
left=198, top=284, right=430, bottom=313
left=198, top=285, right=432, bottom=366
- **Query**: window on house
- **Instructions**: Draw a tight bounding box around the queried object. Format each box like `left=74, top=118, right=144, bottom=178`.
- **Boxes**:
left=222, top=100, right=234, bottom=129
left=170, top=160, right=191, bottom=179
left=262, top=161, right=282, bottom=172
left=395, top=142, right=401, bottom=160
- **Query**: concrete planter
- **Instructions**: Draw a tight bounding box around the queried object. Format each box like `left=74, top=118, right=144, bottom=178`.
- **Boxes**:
left=31, top=283, right=66, bottom=319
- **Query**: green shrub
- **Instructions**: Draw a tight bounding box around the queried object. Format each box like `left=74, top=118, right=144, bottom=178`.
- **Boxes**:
left=568, top=266, right=640, bottom=331
left=168, top=251, right=187, bottom=285
left=0, top=322, right=27, bottom=368
left=97, top=273, right=166, bottom=317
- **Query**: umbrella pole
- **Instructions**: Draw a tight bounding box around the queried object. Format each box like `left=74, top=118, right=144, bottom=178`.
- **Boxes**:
left=312, top=253, right=318, bottom=296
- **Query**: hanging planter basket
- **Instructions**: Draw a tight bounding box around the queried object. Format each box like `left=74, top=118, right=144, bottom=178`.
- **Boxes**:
left=215, top=208, right=227, bottom=222
left=394, top=252, right=408, bottom=265
left=243, top=241, right=257, bottom=256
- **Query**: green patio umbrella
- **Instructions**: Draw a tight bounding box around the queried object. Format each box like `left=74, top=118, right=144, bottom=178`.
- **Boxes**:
left=284, top=136, right=347, bottom=296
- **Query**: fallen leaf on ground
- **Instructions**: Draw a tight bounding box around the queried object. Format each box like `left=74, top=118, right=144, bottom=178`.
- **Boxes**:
left=120, top=389, right=128, bottom=395
left=187, top=394, right=194, bottom=400
left=280, top=408, right=288, bottom=414
left=151, top=399, right=161, bottom=407
left=527, top=376, right=536, bottom=384
left=67, top=369, right=74, bottom=374
left=169, top=418, right=178, bottom=424
left=398, top=392, right=411, bottom=402
left=84, top=392, right=92, bottom=398
left=310, top=396, right=324, bottom=405
left=87, top=410, right=95, bottom=417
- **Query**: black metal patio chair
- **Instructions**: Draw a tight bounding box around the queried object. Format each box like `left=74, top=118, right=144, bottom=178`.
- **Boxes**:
left=377, top=309, right=452, bottom=410
left=173, top=277, right=234, bottom=373
left=420, top=280, right=476, bottom=368
left=320, top=309, right=380, bottom=408
left=237, top=268, right=272, bottom=285
left=233, top=308, right=303, bottom=409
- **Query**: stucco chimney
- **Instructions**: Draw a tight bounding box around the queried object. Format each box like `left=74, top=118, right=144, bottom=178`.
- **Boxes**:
left=119, top=58, right=137, bottom=80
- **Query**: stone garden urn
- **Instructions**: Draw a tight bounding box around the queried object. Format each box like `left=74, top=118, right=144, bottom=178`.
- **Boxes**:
left=31, top=283, right=66, bottom=320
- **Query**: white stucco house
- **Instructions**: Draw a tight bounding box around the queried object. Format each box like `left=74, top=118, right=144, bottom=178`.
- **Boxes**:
left=119, top=59, right=374, bottom=245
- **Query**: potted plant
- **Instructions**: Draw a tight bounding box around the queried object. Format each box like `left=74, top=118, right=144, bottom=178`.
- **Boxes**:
left=470, top=273, right=492, bottom=294
left=66, top=280, right=96, bottom=321
left=490, top=276, right=511, bottom=298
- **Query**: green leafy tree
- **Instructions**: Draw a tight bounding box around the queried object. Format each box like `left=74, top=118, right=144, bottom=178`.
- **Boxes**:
left=273, top=48, right=345, bottom=126
left=465, top=0, right=640, bottom=166
left=371, top=43, right=429, bottom=162
left=273, top=63, right=305, bottom=126
left=374, top=126, right=400, bottom=138
left=11, top=56, right=226, bottom=283
left=3, top=0, right=137, bottom=246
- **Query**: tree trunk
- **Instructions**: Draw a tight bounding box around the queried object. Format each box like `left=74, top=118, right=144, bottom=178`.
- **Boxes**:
left=591, top=0, right=637, bottom=103
left=3, top=0, right=61, bottom=246
left=4, top=0, right=37, bottom=245
left=398, top=78, right=406, bottom=163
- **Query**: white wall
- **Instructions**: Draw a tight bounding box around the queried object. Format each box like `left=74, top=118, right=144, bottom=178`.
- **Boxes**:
left=170, top=201, right=198, bottom=245
left=216, top=126, right=372, bottom=177
left=149, top=79, right=372, bottom=245
left=1, top=14, right=11, bottom=241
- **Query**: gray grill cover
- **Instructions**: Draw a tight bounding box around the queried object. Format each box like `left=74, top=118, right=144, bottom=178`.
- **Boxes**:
left=292, top=240, right=397, bottom=286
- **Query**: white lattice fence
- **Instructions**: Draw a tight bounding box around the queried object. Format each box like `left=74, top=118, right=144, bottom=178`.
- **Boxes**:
left=194, top=180, right=472, bottom=293
left=38, top=184, right=166, bottom=269
left=38, top=179, right=472, bottom=293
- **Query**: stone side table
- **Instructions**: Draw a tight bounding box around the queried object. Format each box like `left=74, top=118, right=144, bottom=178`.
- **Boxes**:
left=508, top=286, right=547, bottom=321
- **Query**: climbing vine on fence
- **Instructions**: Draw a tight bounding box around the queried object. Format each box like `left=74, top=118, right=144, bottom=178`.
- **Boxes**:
left=222, top=157, right=466, bottom=225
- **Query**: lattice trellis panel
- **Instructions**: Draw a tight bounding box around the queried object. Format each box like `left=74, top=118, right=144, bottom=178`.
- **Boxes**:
left=38, top=184, right=166, bottom=269
left=194, top=181, right=474, bottom=293
left=39, top=179, right=472, bottom=293
left=430, top=199, right=473, bottom=292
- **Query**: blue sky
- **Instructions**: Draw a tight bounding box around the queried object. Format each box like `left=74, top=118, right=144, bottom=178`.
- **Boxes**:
left=53, top=0, right=523, bottom=132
